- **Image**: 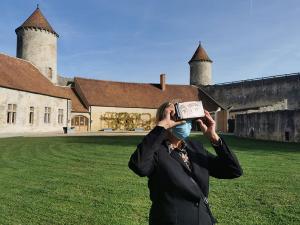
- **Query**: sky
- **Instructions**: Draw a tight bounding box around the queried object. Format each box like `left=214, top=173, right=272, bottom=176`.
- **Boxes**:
left=1, top=0, right=300, bottom=84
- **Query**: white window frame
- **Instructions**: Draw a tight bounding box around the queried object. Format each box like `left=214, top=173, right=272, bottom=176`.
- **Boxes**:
left=58, top=109, right=63, bottom=124
left=44, top=107, right=51, bottom=123
left=7, top=104, right=17, bottom=124
left=29, top=106, right=34, bottom=124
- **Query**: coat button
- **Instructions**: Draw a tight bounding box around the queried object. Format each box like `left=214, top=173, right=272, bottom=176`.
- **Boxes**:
left=194, top=202, right=199, bottom=207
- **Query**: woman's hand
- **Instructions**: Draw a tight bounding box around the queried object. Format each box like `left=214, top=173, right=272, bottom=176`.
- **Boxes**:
left=157, top=104, right=185, bottom=129
left=196, top=110, right=220, bottom=144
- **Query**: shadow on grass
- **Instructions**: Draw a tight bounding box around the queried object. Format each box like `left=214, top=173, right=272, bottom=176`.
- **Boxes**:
left=191, top=134, right=300, bottom=153
left=61, top=135, right=144, bottom=146
left=63, top=134, right=300, bottom=153
left=3, top=134, right=299, bottom=153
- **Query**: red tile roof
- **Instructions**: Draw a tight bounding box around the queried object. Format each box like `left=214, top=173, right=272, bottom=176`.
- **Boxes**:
left=74, top=77, right=222, bottom=111
left=0, top=53, right=66, bottom=98
left=59, top=87, right=89, bottom=113
left=15, top=7, right=58, bottom=37
left=0, top=53, right=87, bottom=112
left=189, top=43, right=212, bottom=63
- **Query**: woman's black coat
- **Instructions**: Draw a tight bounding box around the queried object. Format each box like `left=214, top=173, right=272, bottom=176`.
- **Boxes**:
left=128, top=126, right=243, bottom=225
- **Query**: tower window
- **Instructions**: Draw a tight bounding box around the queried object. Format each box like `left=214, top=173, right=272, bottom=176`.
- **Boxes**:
left=48, top=67, right=53, bottom=79
left=7, top=104, right=17, bottom=124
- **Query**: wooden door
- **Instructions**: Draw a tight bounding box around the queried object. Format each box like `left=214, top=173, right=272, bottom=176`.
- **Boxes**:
left=71, top=116, right=89, bottom=132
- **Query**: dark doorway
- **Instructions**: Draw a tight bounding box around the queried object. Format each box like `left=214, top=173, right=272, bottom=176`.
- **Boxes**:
left=285, top=131, right=290, bottom=141
left=228, top=118, right=235, bottom=133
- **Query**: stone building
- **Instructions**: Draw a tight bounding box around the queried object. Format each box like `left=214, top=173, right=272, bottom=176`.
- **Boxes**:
left=0, top=53, right=86, bottom=134
left=71, top=75, right=223, bottom=132
left=235, top=110, right=300, bottom=142
left=2, top=6, right=298, bottom=142
left=202, top=74, right=300, bottom=114
left=186, top=32, right=300, bottom=143
left=0, top=6, right=224, bottom=135
left=199, top=73, right=300, bottom=142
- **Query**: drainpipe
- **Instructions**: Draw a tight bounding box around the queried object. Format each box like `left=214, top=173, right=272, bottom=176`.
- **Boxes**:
left=89, top=106, right=92, bottom=132
left=66, top=100, right=69, bottom=128
left=215, top=107, right=221, bottom=131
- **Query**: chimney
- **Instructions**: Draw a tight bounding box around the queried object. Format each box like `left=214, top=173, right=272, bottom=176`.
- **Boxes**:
left=160, top=74, right=166, bottom=91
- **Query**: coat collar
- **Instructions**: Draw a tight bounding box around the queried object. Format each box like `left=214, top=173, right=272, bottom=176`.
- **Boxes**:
left=164, top=139, right=207, bottom=176
left=162, top=138, right=208, bottom=197
left=163, top=139, right=194, bottom=174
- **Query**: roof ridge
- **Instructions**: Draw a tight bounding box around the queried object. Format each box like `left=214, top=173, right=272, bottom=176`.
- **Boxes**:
left=72, top=77, right=220, bottom=110
left=74, top=76, right=194, bottom=87
left=75, top=76, right=156, bottom=85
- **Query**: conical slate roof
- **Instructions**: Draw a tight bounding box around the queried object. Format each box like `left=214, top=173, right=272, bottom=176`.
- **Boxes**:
left=189, top=43, right=212, bottom=63
left=15, top=6, right=58, bottom=37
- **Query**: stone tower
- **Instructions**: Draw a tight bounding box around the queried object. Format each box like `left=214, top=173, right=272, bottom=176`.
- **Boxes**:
left=189, top=43, right=213, bottom=86
left=15, top=6, right=59, bottom=84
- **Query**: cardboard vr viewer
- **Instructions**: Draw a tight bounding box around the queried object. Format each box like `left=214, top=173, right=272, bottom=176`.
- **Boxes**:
left=174, top=101, right=205, bottom=121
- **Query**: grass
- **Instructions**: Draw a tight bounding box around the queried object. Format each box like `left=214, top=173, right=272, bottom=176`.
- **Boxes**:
left=0, top=134, right=299, bottom=225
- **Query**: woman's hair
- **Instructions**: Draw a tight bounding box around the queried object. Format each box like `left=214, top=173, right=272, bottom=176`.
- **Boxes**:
left=156, top=102, right=171, bottom=123
left=156, top=98, right=183, bottom=123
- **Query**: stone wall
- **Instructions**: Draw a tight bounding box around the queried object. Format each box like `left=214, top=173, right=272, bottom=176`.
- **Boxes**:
left=229, top=99, right=288, bottom=118
left=202, top=73, right=300, bottom=110
left=235, top=110, right=300, bottom=142
left=190, top=61, right=212, bottom=85
left=0, top=87, right=70, bottom=134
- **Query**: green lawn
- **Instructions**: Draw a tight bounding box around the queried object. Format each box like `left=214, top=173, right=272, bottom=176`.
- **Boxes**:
left=0, top=134, right=299, bottom=225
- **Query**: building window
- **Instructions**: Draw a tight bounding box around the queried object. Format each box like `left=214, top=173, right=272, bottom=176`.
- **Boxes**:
left=44, top=107, right=51, bottom=123
left=7, top=104, right=17, bottom=124
left=29, top=107, right=34, bottom=124
left=58, top=109, right=63, bottom=124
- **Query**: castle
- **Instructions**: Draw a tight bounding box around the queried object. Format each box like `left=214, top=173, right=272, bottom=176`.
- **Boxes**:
left=0, top=7, right=299, bottom=142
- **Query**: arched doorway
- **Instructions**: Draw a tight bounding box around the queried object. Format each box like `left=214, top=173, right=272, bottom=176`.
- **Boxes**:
left=71, top=115, right=89, bottom=132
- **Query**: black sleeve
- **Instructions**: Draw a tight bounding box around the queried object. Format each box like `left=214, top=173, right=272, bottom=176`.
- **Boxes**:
left=128, top=126, right=168, bottom=177
left=207, top=137, right=243, bottom=179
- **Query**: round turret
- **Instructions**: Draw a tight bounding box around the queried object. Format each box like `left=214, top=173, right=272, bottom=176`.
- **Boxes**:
left=15, top=6, right=59, bottom=84
left=189, top=43, right=213, bottom=86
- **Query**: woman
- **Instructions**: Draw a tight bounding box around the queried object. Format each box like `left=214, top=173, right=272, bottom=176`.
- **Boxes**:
left=128, top=102, right=243, bottom=225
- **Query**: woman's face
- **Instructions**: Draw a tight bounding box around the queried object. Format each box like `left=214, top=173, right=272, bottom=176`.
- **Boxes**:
left=170, top=120, right=193, bottom=140
left=165, top=103, right=192, bottom=140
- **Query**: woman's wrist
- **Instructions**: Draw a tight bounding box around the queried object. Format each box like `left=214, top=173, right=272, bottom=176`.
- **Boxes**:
left=157, top=121, right=169, bottom=130
left=209, top=132, right=220, bottom=145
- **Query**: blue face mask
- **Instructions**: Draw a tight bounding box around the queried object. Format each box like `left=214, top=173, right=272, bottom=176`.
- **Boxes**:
left=172, top=120, right=192, bottom=140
